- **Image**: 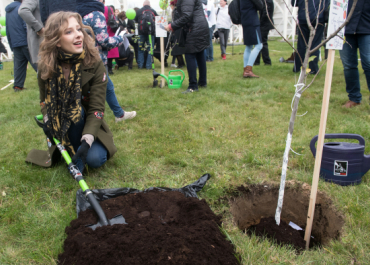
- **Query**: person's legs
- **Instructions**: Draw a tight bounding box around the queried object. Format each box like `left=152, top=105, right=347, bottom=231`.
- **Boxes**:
left=339, top=34, right=360, bottom=103
left=146, top=35, right=154, bottom=69
left=22, top=46, right=37, bottom=72
left=107, top=58, right=113, bottom=74
left=127, top=52, right=134, bottom=69
left=219, top=29, right=226, bottom=56
left=137, top=35, right=145, bottom=68
left=184, top=53, right=198, bottom=90
left=13, top=46, right=29, bottom=90
left=243, top=45, right=252, bottom=67
left=308, top=24, right=324, bottom=74
left=105, top=71, right=124, bottom=118
left=85, top=140, right=108, bottom=169
left=196, top=50, right=207, bottom=86
left=206, top=25, right=215, bottom=61
left=357, top=34, right=370, bottom=94
left=260, top=29, right=271, bottom=65
left=246, top=31, right=262, bottom=66
left=294, top=24, right=309, bottom=72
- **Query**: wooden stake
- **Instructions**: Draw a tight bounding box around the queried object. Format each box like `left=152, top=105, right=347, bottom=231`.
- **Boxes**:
left=304, top=49, right=335, bottom=249
left=160, top=37, right=165, bottom=87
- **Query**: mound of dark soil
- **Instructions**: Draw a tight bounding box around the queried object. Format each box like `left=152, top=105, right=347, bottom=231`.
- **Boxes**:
left=58, top=190, right=239, bottom=265
left=247, top=217, right=320, bottom=251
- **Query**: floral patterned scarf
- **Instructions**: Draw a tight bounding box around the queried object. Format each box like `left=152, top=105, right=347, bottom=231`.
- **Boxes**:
left=45, top=50, right=85, bottom=155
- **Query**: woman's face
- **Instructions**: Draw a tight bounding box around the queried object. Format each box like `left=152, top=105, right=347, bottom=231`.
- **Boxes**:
left=220, top=0, right=226, bottom=7
left=115, top=9, right=119, bottom=16
left=57, top=17, right=84, bottom=54
left=170, top=4, right=174, bottom=10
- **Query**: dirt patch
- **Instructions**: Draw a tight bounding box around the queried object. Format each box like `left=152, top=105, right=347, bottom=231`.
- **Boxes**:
left=230, top=182, right=344, bottom=246
left=58, top=190, right=239, bottom=265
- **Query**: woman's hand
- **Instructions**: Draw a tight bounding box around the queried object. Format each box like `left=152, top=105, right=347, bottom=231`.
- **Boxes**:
left=72, top=140, right=90, bottom=167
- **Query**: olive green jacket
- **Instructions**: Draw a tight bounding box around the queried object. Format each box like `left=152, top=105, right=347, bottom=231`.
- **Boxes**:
left=38, top=60, right=117, bottom=159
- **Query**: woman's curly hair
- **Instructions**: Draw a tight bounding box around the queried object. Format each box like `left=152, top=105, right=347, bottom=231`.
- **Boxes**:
left=38, top=11, right=100, bottom=80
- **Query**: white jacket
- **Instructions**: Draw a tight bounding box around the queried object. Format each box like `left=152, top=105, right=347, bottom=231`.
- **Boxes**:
left=216, top=5, right=232, bottom=29
left=207, top=1, right=216, bottom=27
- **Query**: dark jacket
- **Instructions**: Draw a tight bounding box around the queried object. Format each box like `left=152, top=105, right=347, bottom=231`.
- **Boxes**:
left=240, top=0, right=261, bottom=45
left=39, top=60, right=117, bottom=159
left=127, top=19, right=136, bottom=33
left=5, top=1, right=28, bottom=50
left=170, top=0, right=209, bottom=54
left=40, top=0, right=77, bottom=25
left=345, top=0, right=370, bottom=35
left=171, top=7, right=186, bottom=56
left=260, top=0, right=274, bottom=32
left=291, top=0, right=329, bottom=24
left=135, top=5, right=158, bottom=35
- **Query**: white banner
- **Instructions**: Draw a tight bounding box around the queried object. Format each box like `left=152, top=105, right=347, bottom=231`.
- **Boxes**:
left=155, top=16, right=167, bottom=38
left=326, top=0, right=349, bottom=50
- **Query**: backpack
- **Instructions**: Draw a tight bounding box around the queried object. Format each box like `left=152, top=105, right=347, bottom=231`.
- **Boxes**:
left=228, top=0, right=241, bottom=25
left=139, top=9, right=156, bottom=35
left=107, top=7, right=119, bottom=32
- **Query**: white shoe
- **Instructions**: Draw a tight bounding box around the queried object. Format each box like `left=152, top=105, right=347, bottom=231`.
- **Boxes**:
left=170, top=64, right=177, bottom=68
left=115, top=111, right=136, bottom=123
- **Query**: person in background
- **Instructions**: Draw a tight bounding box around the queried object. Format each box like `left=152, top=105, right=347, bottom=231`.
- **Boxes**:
left=255, top=0, right=274, bottom=66
left=104, top=4, right=119, bottom=75
left=117, top=11, right=139, bottom=65
left=135, top=0, right=158, bottom=70
left=114, top=8, right=119, bottom=18
left=169, top=0, right=186, bottom=68
left=165, top=0, right=209, bottom=94
left=77, top=0, right=136, bottom=122
left=38, top=11, right=116, bottom=173
left=205, top=0, right=216, bottom=62
left=5, top=0, right=37, bottom=92
left=291, top=0, right=329, bottom=75
left=0, top=37, right=7, bottom=68
left=339, top=0, right=370, bottom=108
left=240, top=0, right=263, bottom=78
left=18, top=0, right=44, bottom=68
left=216, top=0, right=232, bottom=60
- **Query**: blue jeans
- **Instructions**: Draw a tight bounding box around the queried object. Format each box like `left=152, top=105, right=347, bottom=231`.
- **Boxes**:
left=138, top=35, right=154, bottom=69
left=206, top=25, right=215, bottom=61
left=244, top=30, right=262, bottom=67
left=13, top=46, right=37, bottom=88
left=68, top=108, right=108, bottom=172
left=185, top=50, right=207, bottom=89
left=106, top=74, right=124, bottom=118
left=339, top=34, right=370, bottom=103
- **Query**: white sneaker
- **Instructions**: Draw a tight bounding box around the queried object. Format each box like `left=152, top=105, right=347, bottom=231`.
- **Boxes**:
left=115, top=111, right=137, bottom=123
left=170, top=64, right=177, bottom=68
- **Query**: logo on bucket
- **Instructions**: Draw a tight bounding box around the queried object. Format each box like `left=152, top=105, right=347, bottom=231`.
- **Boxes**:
left=169, top=79, right=173, bottom=85
left=334, top=160, right=348, bottom=176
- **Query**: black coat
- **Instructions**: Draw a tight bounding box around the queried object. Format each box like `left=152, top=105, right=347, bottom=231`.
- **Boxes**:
left=170, top=0, right=209, bottom=54
left=291, top=0, right=329, bottom=24
left=240, top=0, right=262, bottom=45
left=171, top=7, right=186, bottom=56
left=345, top=0, right=370, bottom=35
left=259, top=0, right=274, bottom=32
left=127, top=19, right=136, bottom=34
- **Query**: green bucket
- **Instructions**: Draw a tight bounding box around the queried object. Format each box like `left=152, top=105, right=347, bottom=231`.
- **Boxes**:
left=167, top=69, right=185, bottom=89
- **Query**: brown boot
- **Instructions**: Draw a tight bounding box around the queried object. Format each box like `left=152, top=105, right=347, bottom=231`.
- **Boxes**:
left=243, top=66, right=259, bottom=78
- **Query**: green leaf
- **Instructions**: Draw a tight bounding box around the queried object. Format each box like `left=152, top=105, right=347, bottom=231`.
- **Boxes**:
left=308, top=55, right=317, bottom=62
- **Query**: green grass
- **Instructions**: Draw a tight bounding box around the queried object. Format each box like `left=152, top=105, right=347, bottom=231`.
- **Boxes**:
left=1, top=40, right=369, bottom=264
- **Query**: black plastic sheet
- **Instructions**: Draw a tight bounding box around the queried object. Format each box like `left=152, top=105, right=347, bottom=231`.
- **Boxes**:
left=76, top=173, right=211, bottom=216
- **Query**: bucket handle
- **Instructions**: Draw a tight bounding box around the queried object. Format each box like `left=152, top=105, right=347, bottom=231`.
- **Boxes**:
left=310, top=134, right=365, bottom=157
left=169, top=69, right=185, bottom=83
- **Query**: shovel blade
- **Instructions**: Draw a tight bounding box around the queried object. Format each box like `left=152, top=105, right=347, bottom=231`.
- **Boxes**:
left=86, top=214, right=127, bottom=230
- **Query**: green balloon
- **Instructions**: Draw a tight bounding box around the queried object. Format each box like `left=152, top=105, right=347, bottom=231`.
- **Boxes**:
left=126, top=9, right=136, bottom=20
left=0, top=27, right=6, bottom=37
left=0, top=17, right=5, bottom=27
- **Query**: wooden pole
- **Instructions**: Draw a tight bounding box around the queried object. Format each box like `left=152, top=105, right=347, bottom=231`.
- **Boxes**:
left=304, top=49, right=335, bottom=249
left=160, top=37, right=165, bottom=87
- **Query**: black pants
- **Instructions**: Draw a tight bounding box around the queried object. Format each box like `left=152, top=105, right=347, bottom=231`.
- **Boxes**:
left=294, top=23, right=324, bottom=74
left=184, top=50, right=207, bottom=89
left=107, top=58, right=113, bottom=71
left=255, top=29, right=271, bottom=65
left=128, top=36, right=139, bottom=63
left=218, top=28, right=230, bottom=55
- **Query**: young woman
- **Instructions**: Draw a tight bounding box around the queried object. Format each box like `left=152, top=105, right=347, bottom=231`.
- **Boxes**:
left=38, top=11, right=116, bottom=173
left=216, top=0, right=232, bottom=60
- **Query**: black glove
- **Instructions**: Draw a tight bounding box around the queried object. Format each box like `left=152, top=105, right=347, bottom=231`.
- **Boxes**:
left=72, top=140, right=90, bottom=166
left=43, top=121, right=55, bottom=145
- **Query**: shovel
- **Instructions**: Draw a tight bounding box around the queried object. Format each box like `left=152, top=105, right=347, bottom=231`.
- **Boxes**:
left=34, top=115, right=126, bottom=230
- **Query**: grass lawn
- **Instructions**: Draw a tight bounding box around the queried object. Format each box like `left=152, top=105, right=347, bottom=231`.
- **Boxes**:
left=0, top=39, right=369, bottom=264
